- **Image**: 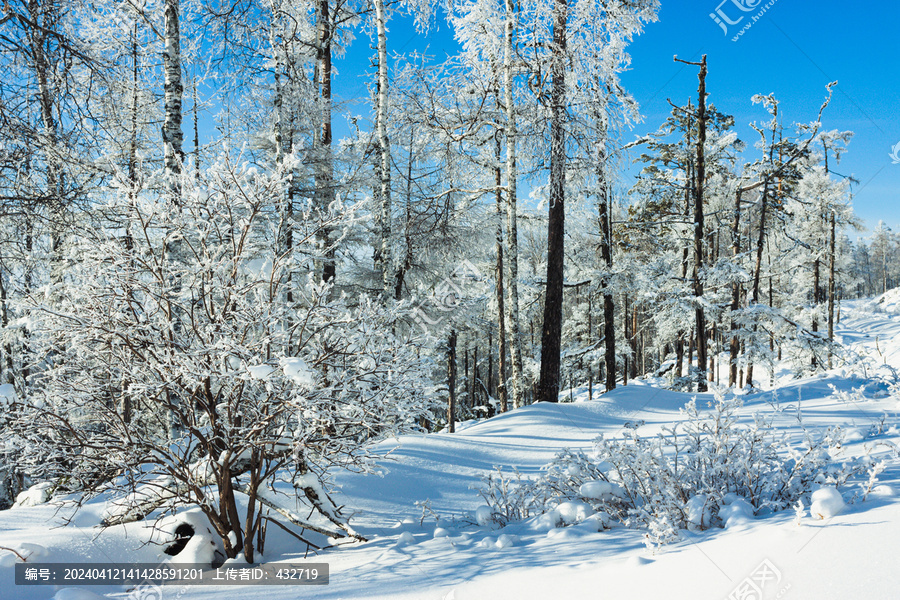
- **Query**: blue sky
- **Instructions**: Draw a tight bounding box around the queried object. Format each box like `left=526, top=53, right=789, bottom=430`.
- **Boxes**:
left=330, top=0, right=900, bottom=238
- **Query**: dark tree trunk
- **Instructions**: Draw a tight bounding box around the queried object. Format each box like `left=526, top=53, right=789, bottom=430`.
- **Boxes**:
left=597, top=140, right=616, bottom=392
left=687, top=328, right=694, bottom=378
left=729, top=188, right=743, bottom=386
left=623, top=293, right=630, bottom=385
left=464, top=347, right=469, bottom=410
left=471, top=345, right=478, bottom=407
left=448, top=330, right=457, bottom=433
left=537, top=0, right=568, bottom=404
left=676, top=112, right=692, bottom=381
left=812, top=256, right=820, bottom=368
left=827, top=212, right=836, bottom=368
left=242, top=450, right=261, bottom=563
left=628, top=303, right=638, bottom=380
left=691, top=56, right=709, bottom=392
left=746, top=184, right=769, bottom=389
left=487, top=330, right=494, bottom=401
left=316, top=0, right=336, bottom=285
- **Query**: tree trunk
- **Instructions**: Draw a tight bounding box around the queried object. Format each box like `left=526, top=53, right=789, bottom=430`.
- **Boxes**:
left=394, top=129, right=415, bottom=300
left=0, top=273, right=12, bottom=386
left=448, top=330, right=457, bottom=433
left=537, top=0, right=567, bottom=404
left=374, top=0, right=392, bottom=298
left=623, top=292, right=630, bottom=385
left=691, top=56, right=708, bottom=392
left=121, top=26, right=141, bottom=426
left=729, top=188, right=742, bottom=386
left=242, top=450, right=261, bottom=563
left=628, top=303, right=638, bottom=380
left=827, top=212, right=836, bottom=368
left=316, top=0, right=336, bottom=285
left=162, top=0, right=185, bottom=439
left=27, top=0, right=64, bottom=288
left=675, top=105, right=693, bottom=381
left=495, top=137, right=508, bottom=412
left=746, top=181, right=770, bottom=388
left=811, top=256, right=820, bottom=368
left=192, top=79, right=200, bottom=181
left=687, top=327, right=694, bottom=379
left=471, top=345, right=478, bottom=408
left=596, top=135, right=616, bottom=392
left=504, top=0, right=525, bottom=408
left=487, top=329, right=494, bottom=402
left=464, top=346, right=469, bottom=411
left=162, top=0, right=184, bottom=187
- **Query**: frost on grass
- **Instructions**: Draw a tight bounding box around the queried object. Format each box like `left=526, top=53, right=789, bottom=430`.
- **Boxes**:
left=473, top=393, right=879, bottom=547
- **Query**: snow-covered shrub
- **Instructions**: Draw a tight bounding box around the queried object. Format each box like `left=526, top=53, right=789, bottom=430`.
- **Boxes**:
left=573, top=396, right=869, bottom=537
left=829, top=385, right=870, bottom=405
left=474, top=393, right=878, bottom=546
left=0, top=153, right=440, bottom=562
left=474, top=467, right=552, bottom=526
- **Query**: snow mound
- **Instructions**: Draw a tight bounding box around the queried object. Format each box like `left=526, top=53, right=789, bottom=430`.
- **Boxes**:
left=810, top=487, right=845, bottom=519
left=478, top=534, right=517, bottom=549
left=12, top=482, right=53, bottom=508
left=0, top=542, right=48, bottom=563
left=565, top=464, right=583, bottom=477
left=871, top=485, right=895, bottom=497
left=626, top=556, right=653, bottom=567
left=579, top=480, right=612, bottom=500
left=718, top=494, right=755, bottom=529
left=843, top=428, right=865, bottom=442
left=281, top=357, right=316, bottom=388
left=153, top=508, right=221, bottom=566
left=475, top=505, right=495, bottom=527
left=686, top=495, right=714, bottom=529
left=247, top=364, right=275, bottom=380
left=556, top=500, right=594, bottom=525
left=529, top=509, right=561, bottom=532
left=874, top=288, right=900, bottom=314
left=396, top=531, right=416, bottom=546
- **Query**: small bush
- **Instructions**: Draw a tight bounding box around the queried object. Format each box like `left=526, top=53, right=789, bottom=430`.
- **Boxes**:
left=475, top=467, right=552, bottom=527
left=475, top=393, right=880, bottom=546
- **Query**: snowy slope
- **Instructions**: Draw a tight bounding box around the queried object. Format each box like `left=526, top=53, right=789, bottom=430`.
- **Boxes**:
left=2, top=297, right=900, bottom=600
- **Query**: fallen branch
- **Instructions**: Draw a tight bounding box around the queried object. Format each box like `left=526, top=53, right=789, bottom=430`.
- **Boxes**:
left=241, top=485, right=367, bottom=542
left=0, top=546, right=28, bottom=562
left=261, top=516, right=322, bottom=551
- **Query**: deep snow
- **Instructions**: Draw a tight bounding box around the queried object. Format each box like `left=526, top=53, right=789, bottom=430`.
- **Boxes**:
left=2, top=294, right=900, bottom=599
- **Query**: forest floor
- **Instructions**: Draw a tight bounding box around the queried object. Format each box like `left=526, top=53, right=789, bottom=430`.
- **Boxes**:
left=3, top=293, right=900, bottom=600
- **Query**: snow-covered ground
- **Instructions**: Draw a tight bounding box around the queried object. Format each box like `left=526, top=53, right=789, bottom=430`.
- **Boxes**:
left=3, top=295, right=900, bottom=600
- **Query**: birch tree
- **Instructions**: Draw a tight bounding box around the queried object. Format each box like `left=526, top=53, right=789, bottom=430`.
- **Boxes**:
left=162, top=0, right=184, bottom=188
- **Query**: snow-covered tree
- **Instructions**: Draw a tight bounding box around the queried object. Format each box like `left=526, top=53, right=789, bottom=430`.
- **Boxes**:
left=2, top=153, right=439, bottom=561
